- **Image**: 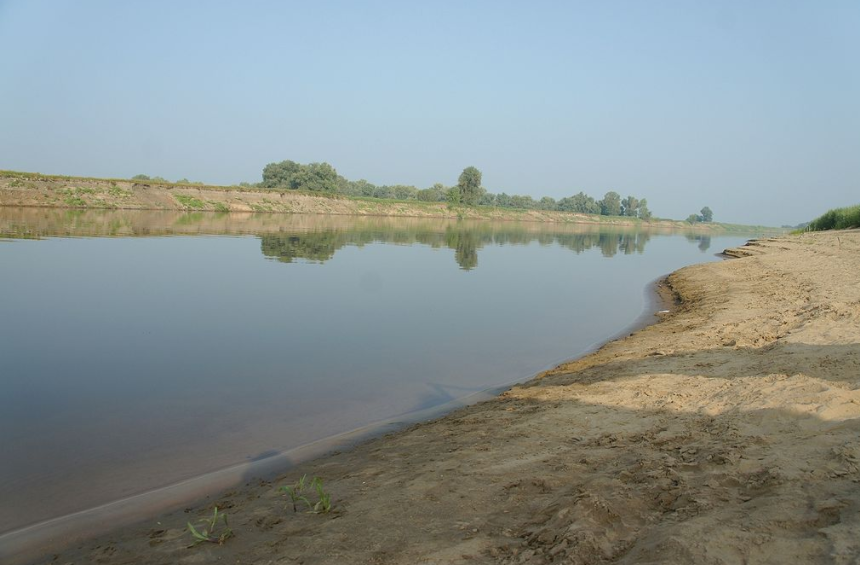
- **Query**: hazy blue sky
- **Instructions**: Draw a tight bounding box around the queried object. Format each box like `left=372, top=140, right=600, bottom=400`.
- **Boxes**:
left=0, top=1, right=857, bottom=225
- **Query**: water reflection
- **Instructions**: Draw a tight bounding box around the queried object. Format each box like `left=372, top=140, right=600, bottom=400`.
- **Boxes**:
left=685, top=233, right=712, bottom=253
left=0, top=208, right=721, bottom=271
left=259, top=227, right=654, bottom=269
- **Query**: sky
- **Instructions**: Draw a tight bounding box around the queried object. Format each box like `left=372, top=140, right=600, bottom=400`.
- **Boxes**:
left=0, top=1, right=857, bottom=226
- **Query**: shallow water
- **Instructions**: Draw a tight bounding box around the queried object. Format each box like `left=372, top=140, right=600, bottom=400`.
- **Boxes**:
left=0, top=208, right=754, bottom=536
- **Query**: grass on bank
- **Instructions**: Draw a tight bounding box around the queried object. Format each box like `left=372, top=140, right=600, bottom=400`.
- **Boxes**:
left=174, top=194, right=206, bottom=209
left=800, top=204, right=860, bottom=233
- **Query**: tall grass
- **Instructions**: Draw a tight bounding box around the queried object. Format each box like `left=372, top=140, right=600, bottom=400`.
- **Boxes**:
left=804, top=205, right=860, bottom=232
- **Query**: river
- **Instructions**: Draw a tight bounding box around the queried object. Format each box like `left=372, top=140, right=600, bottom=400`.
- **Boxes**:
left=0, top=208, right=757, bottom=538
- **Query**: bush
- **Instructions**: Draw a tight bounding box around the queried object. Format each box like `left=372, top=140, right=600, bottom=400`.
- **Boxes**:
left=806, top=205, right=860, bottom=231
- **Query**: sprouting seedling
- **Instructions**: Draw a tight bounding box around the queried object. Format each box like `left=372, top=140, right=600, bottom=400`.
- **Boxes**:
left=280, top=474, right=312, bottom=512
left=187, top=506, right=233, bottom=546
left=279, top=475, right=332, bottom=514
left=310, top=477, right=332, bottom=514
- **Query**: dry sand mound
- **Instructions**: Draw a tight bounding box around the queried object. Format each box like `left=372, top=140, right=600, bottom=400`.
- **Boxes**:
left=28, top=230, right=860, bottom=565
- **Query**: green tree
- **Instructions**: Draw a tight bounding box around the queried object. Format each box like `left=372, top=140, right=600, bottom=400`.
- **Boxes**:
left=638, top=199, right=652, bottom=220
left=446, top=186, right=461, bottom=205
left=393, top=185, right=418, bottom=200
left=260, top=160, right=345, bottom=192
left=478, top=191, right=497, bottom=206
left=346, top=179, right=378, bottom=197
left=291, top=162, right=343, bottom=192
left=457, top=166, right=482, bottom=206
left=374, top=185, right=396, bottom=199
left=417, top=183, right=446, bottom=202
left=700, top=206, right=713, bottom=222
left=260, top=160, right=302, bottom=188
left=495, top=192, right=512, bottom=208
left=538, top=196, right=557, bottom=210
left=510, top=194, right=536, bottom=209
left=131, top=174, right=150, bottom=181
left=621, top=195, right=639, bottom=217
left=558, top=192, right=600, bottom=214
left=686, top=213, right=701, bottom=224
left=599, top=191, right=622, bottom=216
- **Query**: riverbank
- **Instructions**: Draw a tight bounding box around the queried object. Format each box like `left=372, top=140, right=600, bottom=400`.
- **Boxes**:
left=0, top=170, right=770, bottom=232
left=18, top=230, right=860, bottom=564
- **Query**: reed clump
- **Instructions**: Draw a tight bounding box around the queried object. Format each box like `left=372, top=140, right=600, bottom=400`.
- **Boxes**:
left=803, top=204, right=860, bottom=232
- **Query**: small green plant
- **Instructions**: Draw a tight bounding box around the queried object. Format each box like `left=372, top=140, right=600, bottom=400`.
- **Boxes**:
left=280, top=474, right=312, bottom=513
left=186, top=506, right=233, bottom=546
left=279, top=475, right=332, bottom=514
left=250, top=202, right=272, bottom=212
left=175, top=194, right=206, bottom=209
left=108, top=183, right=132, bottom=198
left=311, top=477, right=332, bottom=514
left=64, top=196, right=87, bottom=207
left=212, top=201, right=230, bottom=213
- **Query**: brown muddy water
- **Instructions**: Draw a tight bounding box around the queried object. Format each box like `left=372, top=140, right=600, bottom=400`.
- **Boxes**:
left=0, top=208, right=756, bottom=552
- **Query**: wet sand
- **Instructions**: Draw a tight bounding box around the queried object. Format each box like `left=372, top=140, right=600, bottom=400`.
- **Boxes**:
left=17, top=230, right=860, bottom=564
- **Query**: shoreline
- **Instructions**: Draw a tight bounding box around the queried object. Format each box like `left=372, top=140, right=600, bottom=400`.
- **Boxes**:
left=0, top=274, right=675, bottom=564
left=0, top=171, right=776, bottom=233
left=15, top=230, right=860, bottom=565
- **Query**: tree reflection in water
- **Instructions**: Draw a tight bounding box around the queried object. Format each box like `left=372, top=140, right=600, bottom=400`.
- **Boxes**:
left=259, top=224, right=657, bottom=270
left=0, top=207, right=719, bottom=271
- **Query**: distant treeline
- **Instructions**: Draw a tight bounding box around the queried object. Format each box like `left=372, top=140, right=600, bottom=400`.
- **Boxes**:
left=132, top=161, right=722, bottom=223
left=131, top=174, right=206, bottom=185
left=257, top=160, right=654, bottom=219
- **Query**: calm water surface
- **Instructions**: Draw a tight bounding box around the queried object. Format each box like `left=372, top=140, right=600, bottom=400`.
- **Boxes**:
left=0, top=208, right=755, bottom=536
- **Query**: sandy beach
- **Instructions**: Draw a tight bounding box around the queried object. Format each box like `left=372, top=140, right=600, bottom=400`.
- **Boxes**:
left=22, top=229, right=860, bottom=565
